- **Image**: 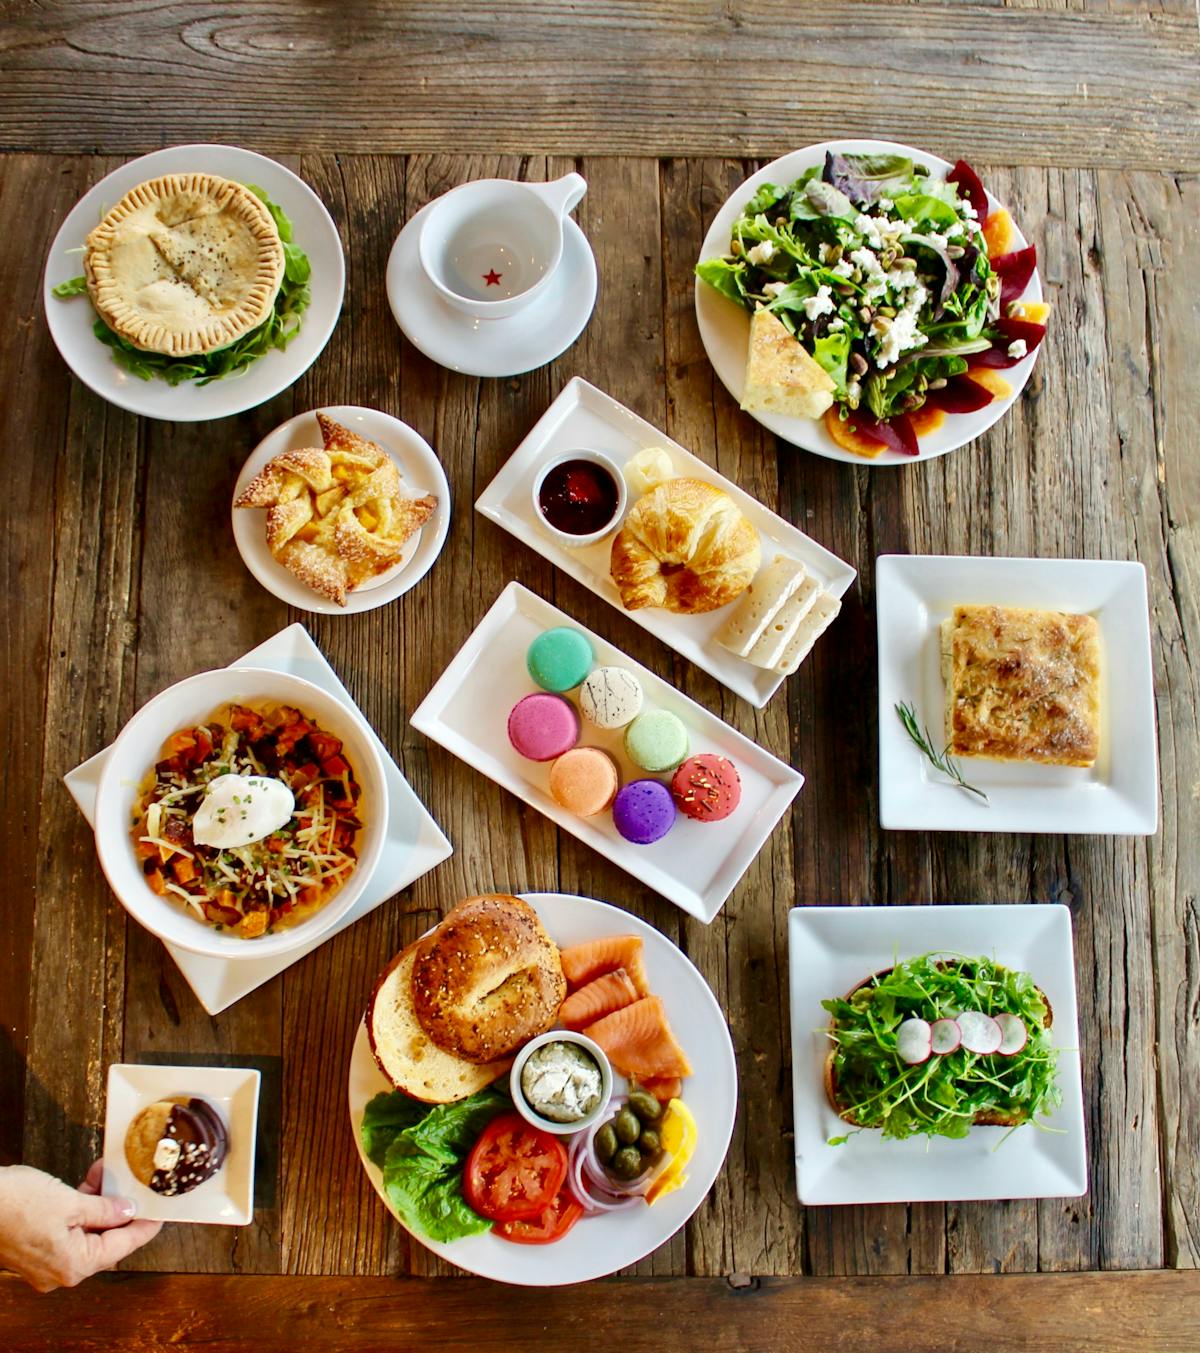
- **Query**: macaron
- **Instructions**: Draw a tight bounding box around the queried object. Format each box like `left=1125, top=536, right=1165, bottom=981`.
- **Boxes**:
left=624, top=709, right=689, bottom=773
left=507, top=693, right=580, bottom=762
left=548, top=747, right=620, bottom=817
left=671, top=753, right=742, bottom=823
left=612, top=779, right=676, bottom=845
left=579, top=666, right=644, bottom=730
left=527, top=628, right=594, bottom=693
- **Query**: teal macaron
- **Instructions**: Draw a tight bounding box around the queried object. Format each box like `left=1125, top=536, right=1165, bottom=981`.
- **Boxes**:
left=624, top=709, right=689, bottom=773
left=526, top=627, right=595, bottom=693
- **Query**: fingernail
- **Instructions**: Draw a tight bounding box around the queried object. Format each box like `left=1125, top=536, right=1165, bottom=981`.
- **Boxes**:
left=116, top=1197, right=137, bottom=1219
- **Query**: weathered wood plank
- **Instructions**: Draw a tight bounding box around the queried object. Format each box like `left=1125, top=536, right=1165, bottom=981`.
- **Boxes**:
left=3, top=1271, right=1199, bottom=1352
left=0, top=3, right=1196, bottom=170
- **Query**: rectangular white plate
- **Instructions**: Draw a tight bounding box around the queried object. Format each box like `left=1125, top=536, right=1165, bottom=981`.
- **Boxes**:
left=102, top=1063, right=261, bottom=1224
left=789, top=904, right=1087, bottom=1205
left=876, top=554, right=1158, bottom=834
left=64, top=623, right=453, bottom=1015
left=476, top=376, right=857, bottom=707
left=411, top=581, right=804, bottom=922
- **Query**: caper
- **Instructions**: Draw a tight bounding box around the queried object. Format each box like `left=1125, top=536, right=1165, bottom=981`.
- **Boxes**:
left=639, top=1128, right=662, bottom=1156
left=628, top=1090, right=662, bottom=1124
left=594, top=1122, right=618, bottom=1162
left=615, top=1108, right=641, bottom=1145
left=611, top=1146, right=645, bottom=1180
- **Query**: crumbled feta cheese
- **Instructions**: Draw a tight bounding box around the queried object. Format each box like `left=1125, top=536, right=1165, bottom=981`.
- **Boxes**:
left=746, top=240, right=777, bottom=266
left=888, top=267, right=920, bottom=291
left=854, top=213, right=883, bottom=249
left=802, top=285, right=835, bottom=320
left=878, top=197, right=894, bottom=212
left=849, top=247, right=888, bottom=300
left=874, top=282, right=928, bottom=368
left=831, top=258, right=854, bottom=279
left=962, top=199, right=978, bottom=220
left=828, top=316, right=845, bottom=332
left=946, top=222, right=965, bottom=239
left=845, top=378, right=861, bottom=401
left=1007, top=338, right=1028, bottom=359
left=762, top=281, right=788, bottom=298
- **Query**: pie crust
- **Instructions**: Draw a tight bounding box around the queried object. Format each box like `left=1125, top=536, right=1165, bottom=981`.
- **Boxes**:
left=83, top=173, right=286, bottom=357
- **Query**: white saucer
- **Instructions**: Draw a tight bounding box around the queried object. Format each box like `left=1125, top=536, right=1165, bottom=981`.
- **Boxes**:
left=231, top=405, right=451, bottom=615
left=386, top=204, right=597, bottom=378
left=43, top=143, right=345, bottom=422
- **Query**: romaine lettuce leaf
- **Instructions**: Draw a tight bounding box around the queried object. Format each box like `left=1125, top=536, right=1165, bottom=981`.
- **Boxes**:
left=694, top=257, right=745, bottom=304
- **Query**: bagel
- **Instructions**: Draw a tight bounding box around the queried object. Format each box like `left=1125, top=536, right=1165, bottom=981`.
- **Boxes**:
left=609, top=477, right=761, bottom=614
left=410, top=894, right=566, bottom=1064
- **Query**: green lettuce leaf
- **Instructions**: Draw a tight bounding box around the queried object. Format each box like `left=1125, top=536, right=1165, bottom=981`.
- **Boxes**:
left=694, top=256, right=746, bottom=304
left=52, top=275, right=89, bottom=298
left=812, top=330, right=851, bottom=393
left=360, top=1091, right=427, bottom=1168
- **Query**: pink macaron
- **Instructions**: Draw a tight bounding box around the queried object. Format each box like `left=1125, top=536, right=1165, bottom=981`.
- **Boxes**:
left=507, top=693, right=580, bottom=762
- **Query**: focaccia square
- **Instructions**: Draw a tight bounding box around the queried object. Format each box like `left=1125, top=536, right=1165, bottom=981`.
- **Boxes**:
left=940, top=604, right=1101, bottom=767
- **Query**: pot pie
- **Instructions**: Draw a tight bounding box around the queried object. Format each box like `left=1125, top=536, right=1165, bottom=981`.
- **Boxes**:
left=83, top=173, right=286, bottom=357
left=235, top=414, right=438, bottom=606
left=941, top=604, right=1101, bottom=767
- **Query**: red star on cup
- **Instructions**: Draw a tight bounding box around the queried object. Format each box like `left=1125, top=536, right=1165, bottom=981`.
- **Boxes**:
left=482, top=268, right=502, bottom=287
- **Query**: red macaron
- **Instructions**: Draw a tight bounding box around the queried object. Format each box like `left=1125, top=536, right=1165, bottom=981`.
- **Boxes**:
left=670, top=753, right=741, bottom=823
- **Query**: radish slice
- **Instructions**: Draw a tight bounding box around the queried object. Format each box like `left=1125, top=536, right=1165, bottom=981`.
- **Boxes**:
left=930, top=1018, right=962, bottom=1054
left=957, top=1011, right=1003, bottom=1054
left=895, top=1017, right=933, bottom=1064
left=995, top=1013, right=1028, bottom=1056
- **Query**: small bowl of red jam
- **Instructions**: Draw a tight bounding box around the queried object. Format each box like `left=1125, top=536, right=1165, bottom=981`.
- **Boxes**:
left=532, top=450, right=627, bottom=548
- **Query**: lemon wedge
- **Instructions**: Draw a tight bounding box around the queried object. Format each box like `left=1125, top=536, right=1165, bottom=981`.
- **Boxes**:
left=647, top=1098, right=698, bottom=1205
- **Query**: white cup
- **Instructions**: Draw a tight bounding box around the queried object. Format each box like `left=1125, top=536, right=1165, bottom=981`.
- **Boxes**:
left=417, top=173, right=587, bottom=320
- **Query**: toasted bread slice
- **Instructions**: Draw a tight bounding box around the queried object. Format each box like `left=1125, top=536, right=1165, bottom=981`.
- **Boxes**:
left=824, top=964, right=1053, bottom=1130
left=367, top=942, right=511, bottom=1104
left=741, top=309, right=836, bottom=420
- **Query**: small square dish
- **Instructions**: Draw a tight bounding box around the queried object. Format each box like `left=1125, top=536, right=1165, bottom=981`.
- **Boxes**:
left=476, top=377, right=856, bottom=708
left=789, top=904, right=1087, bottom=1205
left=101, top=1063, right=261, bottom=1225
left=876, top=554, right=1158, bottom=834
left=411, top=582, right=804, bottom=922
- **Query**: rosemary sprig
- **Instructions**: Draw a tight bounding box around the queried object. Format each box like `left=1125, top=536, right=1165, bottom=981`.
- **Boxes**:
left=895, top=702, right=989, bottom=802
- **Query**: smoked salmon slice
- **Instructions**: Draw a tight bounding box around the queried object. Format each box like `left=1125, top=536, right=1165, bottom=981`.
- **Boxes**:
left=559, top=935, right=649, bottom=997
left=559, top=968, right=640, bottom=1031
left=640, top=1076, right=682, bottom=1104
left=584, top=995, right=692, bottom=1080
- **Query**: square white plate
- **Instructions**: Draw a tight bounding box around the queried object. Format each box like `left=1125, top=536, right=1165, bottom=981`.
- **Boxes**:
left=475, top=376, right=857, bottom=707
left=411, top=582, right=804, bottom=922
left=102, top=1063, right=261, bottom=1224
left=64, top=623, right=453, bottom=1014
left=876, top=554, right=1158, bottom=834
left=789, top=904, right=1087, bottom=1205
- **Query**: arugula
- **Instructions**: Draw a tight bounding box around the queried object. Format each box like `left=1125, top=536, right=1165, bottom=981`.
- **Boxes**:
left=359, top=1086, right=510, bottom=1243
left=51, top=184, right=311, bottom=387
left=822, top=954, right=1061, bottom=1143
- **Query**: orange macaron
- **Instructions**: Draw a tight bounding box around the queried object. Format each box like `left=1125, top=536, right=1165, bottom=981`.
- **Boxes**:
left=548, top=747, right=619, bottom=817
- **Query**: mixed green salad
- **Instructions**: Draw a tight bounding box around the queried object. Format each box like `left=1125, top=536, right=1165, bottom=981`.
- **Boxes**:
left=52, top=185, right=311, bottom=387
left=822, top=953, right=1061, bottom=1143
left=696, top=152, right=1042, bottom=454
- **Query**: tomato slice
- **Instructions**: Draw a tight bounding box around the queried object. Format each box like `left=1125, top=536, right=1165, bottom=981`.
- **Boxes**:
left=495, top=1184, right=585, bottom=1245
left=462, top=1113, right=568, bottom=1222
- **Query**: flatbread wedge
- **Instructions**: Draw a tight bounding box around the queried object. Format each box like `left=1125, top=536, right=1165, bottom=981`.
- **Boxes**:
left=740, top=308, right=836, bottom=420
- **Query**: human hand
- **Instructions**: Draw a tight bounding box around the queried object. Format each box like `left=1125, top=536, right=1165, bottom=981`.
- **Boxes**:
left=0, top=1162, right=163, bottom=1292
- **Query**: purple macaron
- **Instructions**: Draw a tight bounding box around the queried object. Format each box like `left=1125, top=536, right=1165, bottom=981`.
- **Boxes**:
left=507, top=692, right=580, bottom=762
left=612, top=779, right=676, bottom=845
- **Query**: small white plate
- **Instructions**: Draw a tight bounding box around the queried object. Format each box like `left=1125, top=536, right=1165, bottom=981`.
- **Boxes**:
left=231, top=405, right=451, bottom=614
left=789, top=904, right=1086, bottom=1205
left=102, top=1063, right=261, bottom=1225
left=695, top=139, right=1043, bottom=466
left=43, top=143, right=345, bottom=422
left=476, top=377, right=857, bottom=707
left=876, top=554, right=1158, bottom=834
left=348, top=891, right=738, bottom=1286
left=64, top=623, right=454, bottom=1014
left=411, top=582, right=803, bottom=923
left=386, top=204, right=597, bottom=377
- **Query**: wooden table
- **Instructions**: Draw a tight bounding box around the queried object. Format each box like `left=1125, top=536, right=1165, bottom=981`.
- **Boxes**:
left=2, top=2, right=1198, bottom=1346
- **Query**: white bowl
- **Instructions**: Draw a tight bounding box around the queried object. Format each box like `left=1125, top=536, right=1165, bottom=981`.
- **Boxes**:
left=530, top=448, right=628, bottom=550
left=94, top=666, right=388, bottom=960
left=509, top=1030, right=614, bottom=1136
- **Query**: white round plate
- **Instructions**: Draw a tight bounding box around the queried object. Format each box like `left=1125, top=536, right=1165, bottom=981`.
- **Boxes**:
left=386, top=205, right=597, bottom=378
left=348, top=891, right=738, bottom=1286
left=43, top=143, right=345, bottom=422
left=694, top=139, right=1043, bottom=466
left=232, top=405, right=451, bottom=615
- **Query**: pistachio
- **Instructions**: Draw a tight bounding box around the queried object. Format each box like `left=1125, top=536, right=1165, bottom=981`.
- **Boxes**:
left=834, top=281, right=856, bottom=296
left=849, top=352, right=868, bottom=376
left=774, top=215, right=788, bottom=228
left=902, top=393, right=923, bottom=411
left=858, top=305, right=873, bottom=323
left=730, top=239, right=743, bottom=257
left=871, top=315, right=893, bottom=335
left=827, top=244, right=843, bottom=264
left=877, top=304, right=897, bottom=318
left=947, top=244, right=965, bottom=259
left=898, top=256, right=917, bottom=270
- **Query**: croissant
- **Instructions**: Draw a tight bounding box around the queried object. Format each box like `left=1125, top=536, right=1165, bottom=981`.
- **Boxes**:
left=610, top=477, right=761, bottom=614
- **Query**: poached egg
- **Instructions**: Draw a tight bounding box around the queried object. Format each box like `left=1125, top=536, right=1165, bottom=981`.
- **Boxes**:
left=192, top=773, right=294, bottom=850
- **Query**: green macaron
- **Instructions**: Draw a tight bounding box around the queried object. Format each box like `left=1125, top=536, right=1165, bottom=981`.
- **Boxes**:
left=526, top=627, right=594, bottom=693
left=624, top=709, right=689, bottom=773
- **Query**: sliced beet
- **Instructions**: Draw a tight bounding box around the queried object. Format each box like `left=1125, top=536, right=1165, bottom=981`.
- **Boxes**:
left=845, top=410, right=920, bottom=458
left=930, top=1018, right=962, bottom=1055
left=995, top=1013, right=1028, bottom=1056
left=947, top=159, right=989, bottom=225
left=966, top=347, right=1023, bottom=370
left=991, top=245, right=1037, bottom=305
left=896, top=1017, right=933, bottom=1065
left=957, top=1011, right=1003, bottom=1055
left=926, top=374, right=996, bottom=413
left=994, top=315, right=1047, bottom=348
